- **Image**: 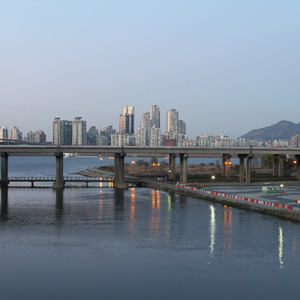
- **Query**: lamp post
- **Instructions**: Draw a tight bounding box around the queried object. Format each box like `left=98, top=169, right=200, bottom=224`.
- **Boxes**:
left=131, top=161, right=135, bottom=176
left=211, top=175, right=215, bottom=184
left=280, top=184, right=284, bottom=198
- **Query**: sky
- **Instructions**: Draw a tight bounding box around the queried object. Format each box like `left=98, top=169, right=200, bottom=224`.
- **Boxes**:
left=1, top=0, right=299, bottom=141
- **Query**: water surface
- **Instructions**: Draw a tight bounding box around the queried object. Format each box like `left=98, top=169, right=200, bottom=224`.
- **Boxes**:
left=1, top=187, right=299, bottom=300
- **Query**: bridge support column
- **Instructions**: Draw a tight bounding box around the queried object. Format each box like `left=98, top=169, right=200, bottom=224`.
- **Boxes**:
left=238, top=154, right=247, bottom=182
left=114, top=153, right=128, bottom=189
left=273, top=155, right=279, bottom=177
left=295, top=155, right=300, bottom=180
left=53, top=152, right=64, bottom=190
left=222, top=154, right=226, bottom=177
left=169, top=154, right=176, bottom=181
left=246, top=155, right=253, bottom=184
left=273, top=155, right=284, bottom=178
left=223, top=154, right=231, bottom=179
left=278, top=155, right=285, bottom=178
left=1, top=152, right=9, bottom=188
left=179, top=153, right=188, bottom=184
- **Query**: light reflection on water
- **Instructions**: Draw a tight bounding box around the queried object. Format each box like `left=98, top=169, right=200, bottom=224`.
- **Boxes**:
left=1, top=187, right=300, bottom=299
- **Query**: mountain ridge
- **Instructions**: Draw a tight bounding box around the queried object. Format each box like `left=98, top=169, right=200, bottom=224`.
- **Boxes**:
left=240, top=120, right=300, bottom=140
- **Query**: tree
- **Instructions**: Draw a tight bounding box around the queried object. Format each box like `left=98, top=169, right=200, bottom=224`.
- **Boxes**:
left=136, top=160, right=145, bottom=167
left=150, top=157, right=158, bottom=165
left=261, top=155, right=273, bottom=168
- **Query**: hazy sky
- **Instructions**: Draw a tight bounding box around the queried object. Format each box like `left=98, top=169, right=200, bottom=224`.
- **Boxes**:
left=1, top=0, right=299, bottom=140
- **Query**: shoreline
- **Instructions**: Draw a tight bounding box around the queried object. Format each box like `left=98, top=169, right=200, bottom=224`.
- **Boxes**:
left=143, top=181, right=300, bottom=222
left=76, top=167, right=300, bottom=222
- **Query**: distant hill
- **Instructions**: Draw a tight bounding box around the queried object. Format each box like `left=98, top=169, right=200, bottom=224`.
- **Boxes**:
left=240, top=120, right=300, bottom=140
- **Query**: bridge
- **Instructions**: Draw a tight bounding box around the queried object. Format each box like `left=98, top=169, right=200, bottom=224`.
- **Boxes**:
left=1, top=145, right=300, bottom=189
left=6, top=176, right=114, bottom=188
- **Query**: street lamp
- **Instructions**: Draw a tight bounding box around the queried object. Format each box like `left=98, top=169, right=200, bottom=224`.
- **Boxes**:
left=280, top=184, right=284, bottom=198
left=211, top=175, right=215, bottom=183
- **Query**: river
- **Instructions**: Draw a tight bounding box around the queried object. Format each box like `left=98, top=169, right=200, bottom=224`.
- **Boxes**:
left=0, top=157, right=299, bottom=299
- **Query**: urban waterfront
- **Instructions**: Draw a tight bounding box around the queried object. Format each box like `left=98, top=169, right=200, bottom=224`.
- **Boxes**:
left=1, top=158, right=300, bottom=299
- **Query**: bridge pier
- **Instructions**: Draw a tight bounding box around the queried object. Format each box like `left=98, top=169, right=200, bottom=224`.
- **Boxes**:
left=238, top=154, right=247, bottom=182
left=114, top=153, right=128, bottom=189
left=169, top=154, right=176, bottom=181
left=179, top=153, right=188, bottom=184
left=53, top=152, right=65, bottom=190
left=246, top=155, right=253, bottom=183
left=273, top=154, right=284, bottom=178
left=1, top=152, right=9, bottom=188
left=222, top=154, right=231, bottom=179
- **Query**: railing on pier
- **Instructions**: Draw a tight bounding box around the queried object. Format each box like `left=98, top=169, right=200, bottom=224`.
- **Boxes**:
left=2, top=176, right=114, bottom=188
left=1, top=176, right=141, bottom=188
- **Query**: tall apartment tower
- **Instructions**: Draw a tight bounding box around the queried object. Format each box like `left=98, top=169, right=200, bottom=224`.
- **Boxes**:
left=166, top=109, right=178, bottom=133
left=178, top=120, right=186, bottom=135
left=0, top=126, right=8, bottom=140
left=150, top=105, right=160, bottom=128
left=119, top=106, right=135, bottom=135
left=72, top=117, right=87, bottom=145
left=53, top=118, right=72, bottom=145
left=11, top=126, right=22, bottom=140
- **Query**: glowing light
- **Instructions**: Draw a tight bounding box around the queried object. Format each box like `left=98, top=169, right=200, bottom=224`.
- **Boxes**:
left=279, top=227, right=284, bottom=268
left=210, top=205, right=216, bottom=257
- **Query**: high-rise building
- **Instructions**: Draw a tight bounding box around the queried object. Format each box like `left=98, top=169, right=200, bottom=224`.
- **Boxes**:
left=178, top=120, right=186, bottom=135
left=11, top=126, right=22, bottom=140
left=136, top=127, right=147, bottom=146
left=53, top=118, right=72, bottom=145
left=166, top=109, right=178, bottom=133
left=119, top=106, right=134, bottom=135
left=98, top=126, right=116, bottom=145
left=87, top=126, right=99, bottom=145
left=72, top=117, right=87, bottom=145
left=27, top=130, right=46, bottom=143
left=119, top=113, right=129, bottom=134
left=0, top=126, right=8, bottom=140
left=150, top=105, right=160, bottom=128
left=150, top=127, right=161, bottom=146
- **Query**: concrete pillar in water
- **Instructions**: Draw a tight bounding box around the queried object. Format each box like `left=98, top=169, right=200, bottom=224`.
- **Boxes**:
left=179, top=153, right=188, bottom=184
left=1, top=152, right=9, bottom=188
left=169, top=154, right=176, bottom=181
left=246, top=155, right=253, bottom=184
left=114, top=153, right=128, bottom=189
left=53, top=152, right=64, bottom=189
left=238, top=154, right=247, bottom=182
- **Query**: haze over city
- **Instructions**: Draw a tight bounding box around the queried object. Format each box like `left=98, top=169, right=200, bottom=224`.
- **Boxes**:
left=1, top=0, right=299, bottom=139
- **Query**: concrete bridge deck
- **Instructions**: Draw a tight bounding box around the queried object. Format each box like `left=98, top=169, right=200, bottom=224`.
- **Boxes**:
left=1, top=145, right=300, bottom=189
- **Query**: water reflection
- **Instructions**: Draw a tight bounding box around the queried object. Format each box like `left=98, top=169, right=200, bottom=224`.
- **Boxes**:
left=1, top=188, right=8, bottom=219
left=223, top=205, right=233, bottom=256
left=55, top=189, right=64, bottom=220
left=210, top=205, right=216, bottom=257
left=150, top=190, right=161, bottom=243
left=114, top=188, right=124, bottom=217
left=279, top=227, right=283, bottom=268
left=292, top=234, right=297, bottom=256
left=129, top=188, right=136, bottom=236
left=129, top=188, right=136, bottom=221
left=179, top=194, right=187, bottom=205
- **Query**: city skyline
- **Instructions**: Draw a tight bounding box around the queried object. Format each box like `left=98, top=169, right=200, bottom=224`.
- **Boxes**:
left=1, top=1, right=299, bottom=140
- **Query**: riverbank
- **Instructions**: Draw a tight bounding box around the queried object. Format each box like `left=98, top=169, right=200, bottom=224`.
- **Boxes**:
left=76, top=166, right=300, bottom=222
left=143, top=181, right=300, bottom=222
